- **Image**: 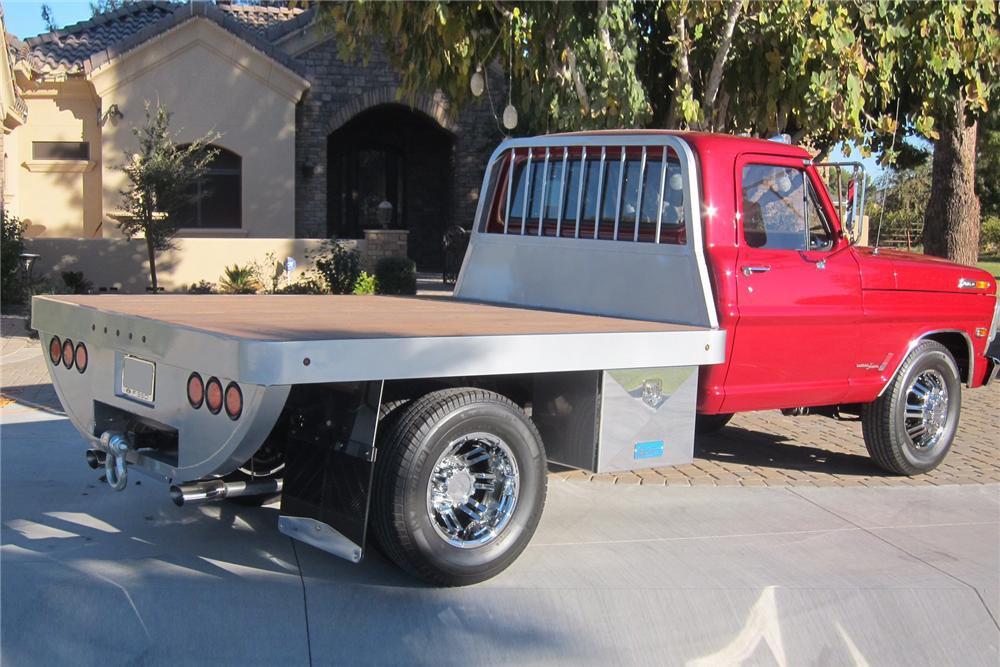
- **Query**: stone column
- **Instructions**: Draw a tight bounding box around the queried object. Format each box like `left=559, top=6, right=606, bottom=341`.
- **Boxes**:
left=362, top=229, right=410, bottom=271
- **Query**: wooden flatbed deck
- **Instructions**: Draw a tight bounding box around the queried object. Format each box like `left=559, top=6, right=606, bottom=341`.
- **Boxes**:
left=37, top=295, right=700, bottom=341
left=33, top=294, right=725, bottom=385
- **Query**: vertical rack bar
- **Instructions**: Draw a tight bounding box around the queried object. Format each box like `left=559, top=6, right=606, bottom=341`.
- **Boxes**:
left=521, top=151, right=533, bottom=235
left=555, top=147, right=568, bottom=238
left=538, top=147, right=550, bottom=236
left=593, top=146, right=607, bottom=239
left=836, top=168, right=844, bottom=226
left=612, top=147, right=626, bottom=241
left=503, top=148, right=515, bottom=235
left=633, top=147, right=647, bottom=242
left=574, top=146, right=586, bottom=239
left=655, top=145, right=668, bottom=244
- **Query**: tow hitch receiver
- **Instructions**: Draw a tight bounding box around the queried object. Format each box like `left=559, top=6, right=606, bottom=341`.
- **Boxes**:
left=95, top=431, right=130, bottom=491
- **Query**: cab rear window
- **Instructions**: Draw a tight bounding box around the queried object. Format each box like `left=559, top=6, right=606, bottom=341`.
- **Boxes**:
left=482, top=146, right=686, bottom=245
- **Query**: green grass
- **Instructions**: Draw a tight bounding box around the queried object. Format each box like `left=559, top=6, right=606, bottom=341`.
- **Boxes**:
left=977, top=256, right=1000, bottom=277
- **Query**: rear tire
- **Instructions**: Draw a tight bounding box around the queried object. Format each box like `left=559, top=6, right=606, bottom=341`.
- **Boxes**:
left=371, top=388, right=547, bottom=586
left=862, top=340, right=961, bottom=475
left=696, top=413, right=733, bottom=434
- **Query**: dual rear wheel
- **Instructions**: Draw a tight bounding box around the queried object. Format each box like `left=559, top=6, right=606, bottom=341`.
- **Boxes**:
left=371, top=388, right=547, bottom=586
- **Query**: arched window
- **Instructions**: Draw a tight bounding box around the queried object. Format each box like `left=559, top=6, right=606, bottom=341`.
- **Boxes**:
left=178, top=145, right=241, bottom=229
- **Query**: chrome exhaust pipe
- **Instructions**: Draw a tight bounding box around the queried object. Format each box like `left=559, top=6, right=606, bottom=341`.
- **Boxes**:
left=86, top=449, right=107, bottom=469
left=170, top=478, right=283, bottom=507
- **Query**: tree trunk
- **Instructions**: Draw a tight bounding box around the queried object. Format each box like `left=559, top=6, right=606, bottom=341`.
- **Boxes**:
left=922, top=99, right=981, bottom=265
left=145, top=235, right=158, bottom=292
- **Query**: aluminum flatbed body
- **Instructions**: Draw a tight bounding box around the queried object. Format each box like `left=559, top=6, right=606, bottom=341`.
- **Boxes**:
left=33, top=294, right=725, bottom=385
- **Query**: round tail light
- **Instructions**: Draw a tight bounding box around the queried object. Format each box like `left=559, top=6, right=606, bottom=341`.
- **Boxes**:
left=62, top=339, right=75, bottom=369
left=187, top=372, right=204, bottom=409
left=74, top=342, right=88, bottom=374
left=49, top=336, right=62, bottom=365
left=224, top=382, right=243, bottom=420
left=205, top=377, right=223, bottom=414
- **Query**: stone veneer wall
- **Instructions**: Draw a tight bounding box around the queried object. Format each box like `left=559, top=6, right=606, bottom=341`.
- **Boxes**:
left=292, top=40, right=504, bottom=268
left=362, top=229, right=409, bottom=271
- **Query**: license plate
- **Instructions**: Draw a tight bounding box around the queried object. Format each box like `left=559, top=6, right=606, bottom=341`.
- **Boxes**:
left=122, top=356, right=156, bottom=403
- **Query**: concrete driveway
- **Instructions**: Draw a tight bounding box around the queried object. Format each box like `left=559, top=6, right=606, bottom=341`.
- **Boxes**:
left=2, top=404, right=998, bottom=666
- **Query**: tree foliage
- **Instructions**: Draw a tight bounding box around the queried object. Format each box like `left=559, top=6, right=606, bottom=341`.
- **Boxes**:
left=117, top=103, right=218, bottom=291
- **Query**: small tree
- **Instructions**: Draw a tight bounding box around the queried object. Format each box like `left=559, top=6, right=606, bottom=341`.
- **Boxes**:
left=118, top=103, right=218, bottom=291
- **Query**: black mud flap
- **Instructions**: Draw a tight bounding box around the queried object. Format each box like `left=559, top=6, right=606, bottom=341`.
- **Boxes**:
left=278, top=381, right=383, bottom=563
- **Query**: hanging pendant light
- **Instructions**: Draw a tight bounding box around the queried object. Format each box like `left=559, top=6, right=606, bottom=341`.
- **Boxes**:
left=470, top=64, right=485, bottom=97
left=502, top=104, right=518, bottom=130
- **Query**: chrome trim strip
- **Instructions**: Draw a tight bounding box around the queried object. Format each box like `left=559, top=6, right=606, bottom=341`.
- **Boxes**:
left=612, top=147, right=626, bottom=241
left=634, top=146, right=647, bottom=242
left=555, top=147, right=568, bottom=237
left=538, top=147, right=550, bottom=236
left=594, top=146, right=607, bottom=240
left=503, top=148, right=515, bottom=235
left=876, top=329, right=976, bottom=397
left=521, top=151, right=533, bottom=235
left=575, top=146, right=587, bottom=239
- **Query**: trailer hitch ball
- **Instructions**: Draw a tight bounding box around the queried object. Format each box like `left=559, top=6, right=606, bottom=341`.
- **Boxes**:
left=100, top=431, right=130, bottom=491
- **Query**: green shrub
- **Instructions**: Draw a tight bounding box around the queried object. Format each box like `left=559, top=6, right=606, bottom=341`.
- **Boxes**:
left=61, top=271, right=93, bottom=294
left=187, top=280, right=216, bottom=294
left=218, top=264, right=260, bottom=294
left=981, top=216, right=1000, bottom=256
left=375, top=256, right=417, bottom=295
left=276, top=277, right=326, bottom=294
left=311, top=241, right=361, bottom=294
left=1, top=210, right=27, bottom=305
left=353, top=271, right=378, bottom=295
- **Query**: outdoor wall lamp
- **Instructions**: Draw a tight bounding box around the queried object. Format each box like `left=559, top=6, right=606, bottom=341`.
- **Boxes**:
left=301, top=162, right=324, bottom=178
left=99, top=103, right=123, bottom=126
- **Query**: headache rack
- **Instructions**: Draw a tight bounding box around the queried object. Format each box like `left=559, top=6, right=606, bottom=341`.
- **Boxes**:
left=458, top=133, right=718, bottom=330
left=490, top=143, right=686, bottom=245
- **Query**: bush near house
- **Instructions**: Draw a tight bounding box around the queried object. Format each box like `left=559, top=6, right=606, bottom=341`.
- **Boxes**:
left=1, top=212, right=27, bottom=306
left=218, top=264, right=261, bottom=294
left=353, top=271, right=378, bottom=295
left=61, top=271, right=93, bottom=294
left=981, top=216, right=1000, bottom=255
left=375, top=256, right=417, bottom=295
left=276, top=277, right=326, bottom=294
left=187, top=280, right=216, bottom=294
left=311, top=241, right=362, bottom=295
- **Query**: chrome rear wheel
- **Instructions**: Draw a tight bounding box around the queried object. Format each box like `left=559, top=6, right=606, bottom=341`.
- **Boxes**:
left=426, top=432, right=519, bottom=548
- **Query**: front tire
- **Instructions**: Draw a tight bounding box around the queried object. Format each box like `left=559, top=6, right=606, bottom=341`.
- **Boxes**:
left=862, top=340, right=961, bottom=475
left=371, top=388, right=547, bottom=586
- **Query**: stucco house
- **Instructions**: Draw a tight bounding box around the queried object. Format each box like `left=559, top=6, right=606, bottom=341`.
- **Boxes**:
left=2, top=1, right=501, bottom=292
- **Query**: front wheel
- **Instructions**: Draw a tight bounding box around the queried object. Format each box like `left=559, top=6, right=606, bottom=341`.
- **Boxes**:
left=371, top=388, right=547, bottom=586
left=862, top=340, right=962, bottom=475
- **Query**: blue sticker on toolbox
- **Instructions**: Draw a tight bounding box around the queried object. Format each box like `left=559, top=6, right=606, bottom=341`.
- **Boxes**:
left=633, top=440, right=665, bottom=460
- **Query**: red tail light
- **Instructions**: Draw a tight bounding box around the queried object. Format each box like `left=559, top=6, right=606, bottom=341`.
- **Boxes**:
left=62, top=339, right=75, bottom=369
left=74, top=342, right=88, bottom=373
left=49, top=336, right=62, bottom=365
left=224, top=382, right=243, bottom=420
left=187, top=372, right=204, bottom=409
left=205, top=377, right=223, bottom=414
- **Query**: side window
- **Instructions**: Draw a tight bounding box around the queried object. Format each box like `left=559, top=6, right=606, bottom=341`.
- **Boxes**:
left=741, top=165, right=832, bottom=251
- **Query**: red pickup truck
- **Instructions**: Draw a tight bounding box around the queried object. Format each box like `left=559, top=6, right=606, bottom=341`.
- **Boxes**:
left=34, top=131, right=999, bottom=585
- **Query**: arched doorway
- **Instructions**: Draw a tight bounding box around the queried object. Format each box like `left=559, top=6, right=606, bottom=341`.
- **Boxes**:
left=327, top=104, right=454, bottom=269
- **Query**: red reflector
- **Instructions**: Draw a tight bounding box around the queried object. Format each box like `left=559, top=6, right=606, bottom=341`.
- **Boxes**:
left=74, top=342, right=88, bottom=373
left=49, top=336, right=62, bottom=365
left=205, top=377, right=223, bottom=414
left=62, top=339, right=75, bottom=369
left=187, top=372, right=204, bottom=409
left=224, top=382, right=243, bottom=420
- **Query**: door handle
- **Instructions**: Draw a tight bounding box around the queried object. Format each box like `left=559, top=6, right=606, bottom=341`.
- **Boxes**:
left=741, top=265, right=771, bottom=276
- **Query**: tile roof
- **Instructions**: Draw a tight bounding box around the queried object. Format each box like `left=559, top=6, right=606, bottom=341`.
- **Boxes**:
left=18, top=1, right=308, bottom=77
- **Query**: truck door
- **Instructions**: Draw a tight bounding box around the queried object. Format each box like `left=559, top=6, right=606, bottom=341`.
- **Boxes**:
left=722, top=154, right=862, bottom=412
